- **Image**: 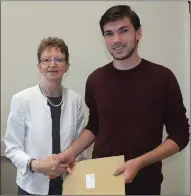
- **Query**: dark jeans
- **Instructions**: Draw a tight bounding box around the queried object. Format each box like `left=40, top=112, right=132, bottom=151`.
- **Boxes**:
left=125, top=177, right=161, bottom=195
left=125, top=183, right=161, bottom=195
left=18, top=177, right=63, bottom=195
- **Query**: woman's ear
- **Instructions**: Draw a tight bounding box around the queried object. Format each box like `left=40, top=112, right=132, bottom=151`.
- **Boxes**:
left=65, top=63, right=70, bottom=72
left=38, top=64, right=42, bottom=73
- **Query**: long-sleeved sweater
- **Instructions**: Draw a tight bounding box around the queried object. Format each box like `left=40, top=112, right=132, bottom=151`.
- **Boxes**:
left=85, top=58, right=190, bottom=194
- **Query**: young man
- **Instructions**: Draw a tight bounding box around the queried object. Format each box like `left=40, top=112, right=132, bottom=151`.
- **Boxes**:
left=56, top=5, right=190, bottom=195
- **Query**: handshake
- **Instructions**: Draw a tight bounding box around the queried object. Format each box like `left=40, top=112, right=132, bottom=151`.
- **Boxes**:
left=30, top=147, right=143, bottom=184
left=31, top=148, right=76, bottom=178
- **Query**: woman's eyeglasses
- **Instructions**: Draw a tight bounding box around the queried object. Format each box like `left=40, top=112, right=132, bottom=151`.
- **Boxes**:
left=40, top=57, right=66, bottom=66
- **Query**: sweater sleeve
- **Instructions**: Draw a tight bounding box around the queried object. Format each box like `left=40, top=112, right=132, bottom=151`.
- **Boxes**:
left=84, top=74, right=99, bottom=136
left=164, top=70, right=190, bottom=151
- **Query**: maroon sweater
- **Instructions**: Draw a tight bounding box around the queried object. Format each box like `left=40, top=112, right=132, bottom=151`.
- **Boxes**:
left=85, top=58, right=190, bottom=188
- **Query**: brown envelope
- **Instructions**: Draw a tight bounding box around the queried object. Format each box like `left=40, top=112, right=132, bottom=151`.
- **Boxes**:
left=62, top=155, right=125, bottom=195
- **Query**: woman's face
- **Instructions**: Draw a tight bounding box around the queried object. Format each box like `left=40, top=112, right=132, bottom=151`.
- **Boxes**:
left=38, top=47, right=69, bottom=81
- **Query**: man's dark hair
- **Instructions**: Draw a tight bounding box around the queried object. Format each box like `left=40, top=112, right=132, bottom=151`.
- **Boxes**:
left=99, top=5, right=141, bottom=35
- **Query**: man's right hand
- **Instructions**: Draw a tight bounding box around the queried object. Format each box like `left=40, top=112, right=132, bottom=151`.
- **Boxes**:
left=45, top=149, right=76, bottom=179
left=49, top=129, right=95, bottom=177
left=31, top=154, right=69, bottom=176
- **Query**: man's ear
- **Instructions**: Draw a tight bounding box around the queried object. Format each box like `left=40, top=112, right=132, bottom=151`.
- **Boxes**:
left=136, top=27, right=142, bottom=41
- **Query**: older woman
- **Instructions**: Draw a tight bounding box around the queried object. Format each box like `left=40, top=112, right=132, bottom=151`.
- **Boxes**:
left=4, top=37, right=87, bottom=195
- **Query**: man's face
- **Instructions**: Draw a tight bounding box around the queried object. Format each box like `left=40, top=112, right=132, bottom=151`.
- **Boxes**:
left=103, top=17, right=142, bottom=60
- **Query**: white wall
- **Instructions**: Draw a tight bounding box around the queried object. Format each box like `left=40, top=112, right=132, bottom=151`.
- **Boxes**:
left=1, top=1, right=190, bottom=194
left=183, top=2, right=190, bottom=194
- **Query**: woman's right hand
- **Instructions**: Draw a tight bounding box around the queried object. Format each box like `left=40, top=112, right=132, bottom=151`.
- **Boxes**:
left=31, top=154, right=69, bottom=176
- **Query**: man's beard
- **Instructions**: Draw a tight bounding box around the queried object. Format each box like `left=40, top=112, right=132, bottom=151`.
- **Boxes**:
left=111, top=41, right=137, bottom=61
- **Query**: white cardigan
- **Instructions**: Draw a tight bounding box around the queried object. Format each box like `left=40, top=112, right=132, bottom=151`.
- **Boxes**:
left=4, top=85, right=87, bottom=195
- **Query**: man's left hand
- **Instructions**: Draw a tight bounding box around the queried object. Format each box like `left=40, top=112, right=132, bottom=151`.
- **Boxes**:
left=113, top=158, right=142, bottom=183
